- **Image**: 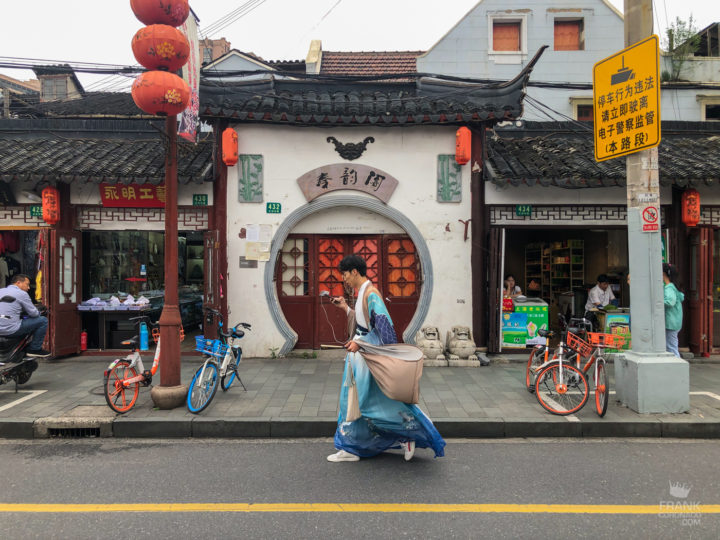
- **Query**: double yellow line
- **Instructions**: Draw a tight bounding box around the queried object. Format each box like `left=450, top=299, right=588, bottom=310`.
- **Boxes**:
left=0, top=503, right=719, bottom=514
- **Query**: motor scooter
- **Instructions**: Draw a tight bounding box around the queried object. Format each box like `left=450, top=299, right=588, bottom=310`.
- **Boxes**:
left=0, top=295, right=43, bottom=392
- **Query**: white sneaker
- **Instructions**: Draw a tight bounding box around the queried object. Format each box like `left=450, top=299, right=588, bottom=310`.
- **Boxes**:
left=403, top=441, right=416, bottom=461
left=327, top=450, right=359, bottom=462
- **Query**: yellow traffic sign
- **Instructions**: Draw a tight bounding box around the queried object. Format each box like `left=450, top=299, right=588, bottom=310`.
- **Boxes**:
left=593, top=35, right=661, bottom=162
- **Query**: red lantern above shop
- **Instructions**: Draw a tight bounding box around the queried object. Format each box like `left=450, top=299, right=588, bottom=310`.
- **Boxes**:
left=41, top=186, right=60, bottom=226
left=681, top=188, right=701, bottom=227
left=455, top=126, right=471, bottom=165
left=130, top=0, right=190, bottom=27
left=131, top=70, right=190, bottom=116
left=222, top=128, right=239, bottom=166
left=132, top=24, right=190, bottom=72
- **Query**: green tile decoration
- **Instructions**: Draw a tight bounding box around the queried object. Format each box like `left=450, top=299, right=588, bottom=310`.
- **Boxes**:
left=437, top=154, right=462, bottom=202
left=238, top=154, right=264, bottom=203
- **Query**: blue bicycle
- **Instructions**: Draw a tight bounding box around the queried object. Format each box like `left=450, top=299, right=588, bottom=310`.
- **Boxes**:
left=187, top=308, right=250, bottom=414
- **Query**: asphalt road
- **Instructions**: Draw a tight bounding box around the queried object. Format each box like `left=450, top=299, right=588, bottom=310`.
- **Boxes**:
left=0, top=438, right=718, bottom=539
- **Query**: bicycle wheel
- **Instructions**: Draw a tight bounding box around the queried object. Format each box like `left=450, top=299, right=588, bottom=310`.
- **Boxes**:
left=525, top=348, right=545, bottom=393
left=594, top=358, right=610, bottom=417
left=187, top=361, right=219, bottom=413
left=221, top=350, right=239, bottom=391
left=535, top=362, right=589, bottom=416
left=104, top=360, right=140, bottom=414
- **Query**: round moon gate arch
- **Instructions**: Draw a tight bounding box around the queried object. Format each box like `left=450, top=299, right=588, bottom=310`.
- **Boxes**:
left=264, top=195, right=434, bottom=356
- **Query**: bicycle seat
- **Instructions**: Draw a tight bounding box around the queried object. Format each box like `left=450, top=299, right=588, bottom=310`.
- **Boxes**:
left=538, top=329, right=554, bottom=338
left=122, top=335, right=139, bottom=347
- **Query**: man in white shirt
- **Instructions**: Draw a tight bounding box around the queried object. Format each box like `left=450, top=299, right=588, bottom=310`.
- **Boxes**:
left=584, top=274, right=617, bottom=330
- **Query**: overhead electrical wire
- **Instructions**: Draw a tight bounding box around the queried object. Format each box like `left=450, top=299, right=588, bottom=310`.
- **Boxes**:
left=200, top=0, right=268, bottom=38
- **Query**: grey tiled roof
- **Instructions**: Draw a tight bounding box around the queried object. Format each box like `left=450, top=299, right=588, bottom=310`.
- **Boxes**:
left=485, top=122, right=720, bottom=188
left=0, top=137, right=213, bottom=184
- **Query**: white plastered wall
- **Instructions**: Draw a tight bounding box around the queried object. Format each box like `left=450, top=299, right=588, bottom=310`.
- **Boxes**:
left=225, top=124, right=472, bottom=357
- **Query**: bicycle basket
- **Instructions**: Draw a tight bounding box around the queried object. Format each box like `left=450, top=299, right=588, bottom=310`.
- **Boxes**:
left=194, top=336, right=228, bottom=358
left=566, top=332, right=593, bottom=357
left=587, top=332, right=626, bottom=348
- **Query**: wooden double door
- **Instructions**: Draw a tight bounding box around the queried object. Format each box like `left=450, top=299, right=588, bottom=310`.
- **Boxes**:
left=276, top=234, right=421, bottom=349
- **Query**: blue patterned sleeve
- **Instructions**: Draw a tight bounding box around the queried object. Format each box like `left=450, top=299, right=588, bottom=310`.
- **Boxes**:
left=367, top=293, right=397, bottom=345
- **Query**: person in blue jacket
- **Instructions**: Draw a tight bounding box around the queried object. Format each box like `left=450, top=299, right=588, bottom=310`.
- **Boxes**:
left=663, top=263, right=684, bottom=358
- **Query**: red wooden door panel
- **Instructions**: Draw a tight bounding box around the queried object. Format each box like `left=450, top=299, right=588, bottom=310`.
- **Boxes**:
left=383, top=235, right=421, bottom=342
left=317, top=237, right=348, bottom=347
left=277, top=236, right=314, bottom=349
left=689, top=227, right=712, bottom=355
left=50, top=230, right=82, bottom=356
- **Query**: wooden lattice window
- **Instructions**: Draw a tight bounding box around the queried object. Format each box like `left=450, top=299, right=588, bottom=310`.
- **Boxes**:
left=318, top=238, right=345, bottom=297
left=352, top=238, right=379, bottom=284
left=386, top=238, right=420, bottom=297
left=279, top=237, right=309, bottom=296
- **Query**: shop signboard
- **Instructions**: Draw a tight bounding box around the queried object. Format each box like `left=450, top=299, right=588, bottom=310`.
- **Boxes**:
left=99, top=183, right=165, bottom=208
left=514, top=301, right=549, bottom=346
left=192, top=194, right=208, bottom=206
left=593, top=35, right=660, bottom=162
left=501, top=312, right=527, bottom=348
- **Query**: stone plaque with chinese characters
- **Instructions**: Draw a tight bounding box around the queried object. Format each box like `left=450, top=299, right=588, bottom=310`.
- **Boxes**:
left=296, top=163, right=398, bottom=203
left=99, top=183, right=166, bottom=208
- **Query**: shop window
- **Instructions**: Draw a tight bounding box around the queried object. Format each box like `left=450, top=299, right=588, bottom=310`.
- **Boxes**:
left=493, top=22, right=521, bottom=51
left=554, top=19, right=584, bottom=51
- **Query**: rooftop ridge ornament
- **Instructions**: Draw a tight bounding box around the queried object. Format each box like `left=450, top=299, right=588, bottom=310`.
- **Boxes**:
left=326, top=136, right=375, bottom=161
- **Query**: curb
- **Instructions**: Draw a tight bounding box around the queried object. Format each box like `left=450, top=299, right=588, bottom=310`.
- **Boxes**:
left=2, top=417, right=719, bottom=440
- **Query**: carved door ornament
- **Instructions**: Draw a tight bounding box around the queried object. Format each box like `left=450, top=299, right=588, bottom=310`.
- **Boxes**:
left=326, top=136, right=374, bottom=160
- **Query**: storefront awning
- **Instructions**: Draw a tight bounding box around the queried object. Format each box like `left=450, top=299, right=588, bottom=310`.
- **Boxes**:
left=0, top=137, right=213, bottom=185
left=485, top=121, right=720, bottom=188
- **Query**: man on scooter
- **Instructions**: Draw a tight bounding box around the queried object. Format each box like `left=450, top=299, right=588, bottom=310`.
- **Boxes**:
left=0, top=274, right=50, bottom=358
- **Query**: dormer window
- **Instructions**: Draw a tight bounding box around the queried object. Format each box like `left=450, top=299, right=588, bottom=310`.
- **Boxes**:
left=41, top=77, right=67, bottom=101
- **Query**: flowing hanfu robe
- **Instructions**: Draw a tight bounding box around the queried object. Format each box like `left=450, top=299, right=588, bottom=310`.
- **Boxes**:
left=334, top=287, right=446, bottom=458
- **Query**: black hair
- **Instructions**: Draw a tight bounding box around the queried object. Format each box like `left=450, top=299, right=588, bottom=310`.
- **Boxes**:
left=597, top=274, right=609, bottom=283
left=662, top=263, right=675, bottom=282
left=10, top=273, right=30, bottom=285
left=338, top=254, right=367, bottom=276
left=504, top=274, right=515, bottom=281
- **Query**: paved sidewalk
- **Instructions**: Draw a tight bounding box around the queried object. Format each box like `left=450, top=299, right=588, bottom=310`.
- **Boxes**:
left=0, top=354, right=719, bottom=439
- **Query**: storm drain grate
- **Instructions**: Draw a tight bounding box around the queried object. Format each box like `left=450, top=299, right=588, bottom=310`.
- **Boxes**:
left=48, top=427, right=100, bottom=438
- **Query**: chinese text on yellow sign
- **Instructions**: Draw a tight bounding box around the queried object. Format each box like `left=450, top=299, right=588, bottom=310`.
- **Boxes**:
left=593, top=35, right=661, bottom=162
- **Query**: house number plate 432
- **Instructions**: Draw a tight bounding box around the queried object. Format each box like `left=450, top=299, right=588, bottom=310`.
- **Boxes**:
left=266, top=202, right=281, bottom=214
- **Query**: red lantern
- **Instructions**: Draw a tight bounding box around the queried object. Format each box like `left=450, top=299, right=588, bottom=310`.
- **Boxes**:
left=132, top=24, right=190, bottom=72
left=130, top=0, right=190, bottom=27
left=41, top=186, right=60, bottom=226
left=131, top=70, right=190, bottom=116
left=222, top=128, right=239, bottom=166
left=455, top=126, right=471, bottom=165
left=681, top=188, right=701, bottom=227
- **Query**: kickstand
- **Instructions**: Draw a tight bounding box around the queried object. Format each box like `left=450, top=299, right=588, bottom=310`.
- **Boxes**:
left=238, top=376, right=247, bottom=391
left=14, top=378, right=18, bottom=394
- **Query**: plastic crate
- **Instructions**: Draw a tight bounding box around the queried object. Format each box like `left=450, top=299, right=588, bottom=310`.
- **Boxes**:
left=566, top=332, right=593, bottom=357
left=194, top=336, right=228, bottom=358
left=587, top=332, right=627, bottom=349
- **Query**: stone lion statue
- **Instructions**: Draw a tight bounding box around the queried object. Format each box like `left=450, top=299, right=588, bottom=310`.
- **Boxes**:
left=414, top=326, right=445, bottom=359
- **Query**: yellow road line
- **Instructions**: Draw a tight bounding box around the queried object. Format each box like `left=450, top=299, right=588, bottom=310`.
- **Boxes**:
left=0, top=503, right=719, bottom=514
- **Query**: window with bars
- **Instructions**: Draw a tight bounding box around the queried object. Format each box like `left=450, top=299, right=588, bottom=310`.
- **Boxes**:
left=554, top=19, right=584, bottom=51
left=577, top=104, right=594, bottom=121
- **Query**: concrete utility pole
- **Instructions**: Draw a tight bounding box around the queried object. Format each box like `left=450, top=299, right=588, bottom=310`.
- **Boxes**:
left=614, top=0, right=689, bottom=413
